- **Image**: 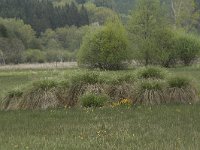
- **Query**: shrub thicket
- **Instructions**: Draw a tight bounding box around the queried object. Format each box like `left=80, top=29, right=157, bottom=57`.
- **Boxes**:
left=154, top=29, right=178, bottom=67
left=176, top=32, right=200, bottom=66
left=77, top=19, right=130, bottom=70
left=23, top=49, right=46, bottom=63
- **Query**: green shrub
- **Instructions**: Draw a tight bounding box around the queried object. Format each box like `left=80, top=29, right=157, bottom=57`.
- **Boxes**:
left=62, top=51, right=76, bottom=62
left=154, top=28, right=178, bottom=67
left=176, top=32, right=200, bottom=66
left=0, top=38, right=24, bottom=64
left=80, top=93, right=109, bottom=108
left=77, top=20, right=130, bottom=70
left=45, top=50, right=64, bottom=62
left=45, top=50, right=76, bottom=62
left=23, top=49, right=46, bottom=63
left=137, top=67, right=167, bottom=79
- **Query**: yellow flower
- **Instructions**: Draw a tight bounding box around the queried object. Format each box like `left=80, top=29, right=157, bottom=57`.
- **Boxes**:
left=111, top=98, right=132, bottom=107
left=120, top=99, right=132, bottom=106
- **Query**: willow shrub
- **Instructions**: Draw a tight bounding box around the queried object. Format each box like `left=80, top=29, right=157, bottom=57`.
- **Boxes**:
left=176, top=32, right=200, bottom=66
left=77, top=19, right=130, bottom=70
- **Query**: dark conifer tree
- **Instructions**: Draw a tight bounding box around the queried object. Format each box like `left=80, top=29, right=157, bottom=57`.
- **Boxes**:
left=0, top=0, right=89, bottom=34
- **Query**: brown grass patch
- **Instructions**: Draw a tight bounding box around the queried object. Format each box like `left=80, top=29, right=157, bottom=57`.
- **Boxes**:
left=105, top=83, right=135, bottom=102
left=167, top=86, right=199, bottom=104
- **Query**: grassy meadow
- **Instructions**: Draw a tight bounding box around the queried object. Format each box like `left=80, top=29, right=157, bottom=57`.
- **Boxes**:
left=0, top=66, right=200, bottom=149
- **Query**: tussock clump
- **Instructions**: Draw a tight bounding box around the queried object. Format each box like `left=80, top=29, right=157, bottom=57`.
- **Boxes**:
left=105, top=83, right=135, bottom=102
left=67, top=72, right=104, bottom=105
left=168, top=76, right=190, bottom=88
left=70, top=72, right=101, bottom=85
left=98, top=72, right=136, bottom=85
left=31, top=79, right=58, bottom=90
left=135, top=80, right=167, bottom=105
left=167, top=77, right=199, bottom=104
left=116, top=73, right=136, bottom=84
left=3, top=67, right=199, bottom=110
left=19, top=79, right=69, bottom=110
left=2, top=79, right=72, bottom=110
left=137, top=67, right=167, bottom=80
left=2, top=88, right=23, bottom=110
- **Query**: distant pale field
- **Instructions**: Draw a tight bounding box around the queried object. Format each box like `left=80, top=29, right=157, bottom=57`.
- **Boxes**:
left=0, top=62, right=77, bottom=70
left=0, top=65, right=200, bottom=149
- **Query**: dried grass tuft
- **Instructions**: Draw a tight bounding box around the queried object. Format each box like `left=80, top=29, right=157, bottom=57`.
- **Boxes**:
left=166, top=76, right=199, bottom=104
left=2, top=88, right=23, bottom=110
left=134, top=80, right=167, bottom=105
left=2, top=80, right=71, bottom=110
left=105, top=83, right=135, bottom=102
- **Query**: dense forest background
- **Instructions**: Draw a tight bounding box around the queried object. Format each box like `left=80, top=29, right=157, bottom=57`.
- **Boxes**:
left=0, top=0, right=200, bottom=65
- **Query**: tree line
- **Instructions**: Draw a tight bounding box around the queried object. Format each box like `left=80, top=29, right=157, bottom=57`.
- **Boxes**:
left=78, top=0, right=200, bottom=69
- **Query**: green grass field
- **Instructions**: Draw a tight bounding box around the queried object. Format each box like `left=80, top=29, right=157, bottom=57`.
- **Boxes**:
left=0, top=66, right=200, bottom=149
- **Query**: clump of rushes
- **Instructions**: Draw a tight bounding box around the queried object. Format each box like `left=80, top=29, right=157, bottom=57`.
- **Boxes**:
left=20, top=79, right=71, bottom=110
left=137, top=66, right=167, bottom=80
left=70, top=72, right=101, bottom=85
left=31, top=79, right=59, bottom=90
left=135, top=80, right=167, bottom=105
left=167, top=76, right=199, bottom=104
left=2, top=87, right=23, bottom=110
left=68, top=72, right=103, bottom=105
left=80, top=93, right=109, bottom=108
left=2, top=79, right=78, bottom=110
left=168, top=76, right=190, bottom=88
left=116, top=73, right=136, bottom=84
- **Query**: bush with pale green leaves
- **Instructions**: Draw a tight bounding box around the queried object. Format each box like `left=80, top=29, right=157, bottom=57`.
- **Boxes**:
left=176, top=32, right=200, bottom=66
left=77, top=20, right=130, bottom=70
